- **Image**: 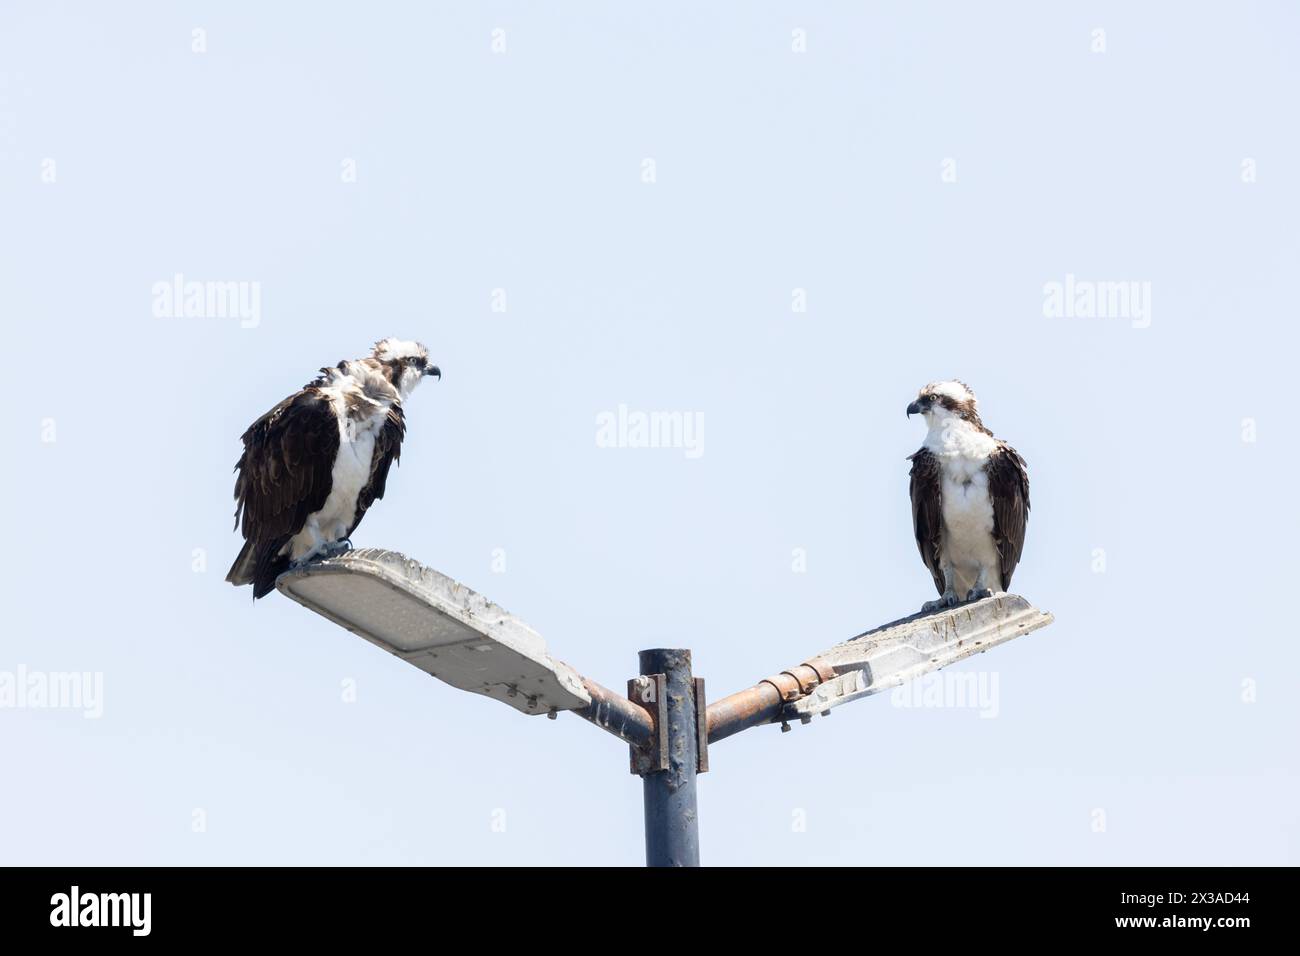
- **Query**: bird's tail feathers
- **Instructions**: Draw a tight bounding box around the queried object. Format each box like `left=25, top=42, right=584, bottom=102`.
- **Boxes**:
left=226, top=539, right=256, bottom=586
left=251, top=548, right=291, bottom=599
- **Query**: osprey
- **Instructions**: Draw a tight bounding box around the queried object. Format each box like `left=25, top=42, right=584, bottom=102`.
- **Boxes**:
left=226, top=338, right=440, bottom=599
left=906, top=381, right=1029, bottom=612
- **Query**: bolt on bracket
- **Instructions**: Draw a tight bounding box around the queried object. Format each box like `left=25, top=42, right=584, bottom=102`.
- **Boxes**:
left=628, top=674, right=668, bottom=776
left=626, top=673, right=709, bottom=776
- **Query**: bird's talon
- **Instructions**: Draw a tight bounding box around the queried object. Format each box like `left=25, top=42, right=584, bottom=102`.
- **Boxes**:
left=319, top=540, right=353, bottom=560
left=921, top=592, right=960, bottom=613
left=965, top=587, right=994, bottom=602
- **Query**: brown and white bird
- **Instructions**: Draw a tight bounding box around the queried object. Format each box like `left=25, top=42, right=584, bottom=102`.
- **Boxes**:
left=226, top=338, right=440, bottom=599
left=906, top=381, right=1029, bottom=612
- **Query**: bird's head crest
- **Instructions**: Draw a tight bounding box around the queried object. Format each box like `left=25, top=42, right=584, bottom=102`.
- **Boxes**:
left=373, top=338, right=429, bottom=363
left=907, top=380, right=989, bottom=432
left=371, top=338, right=440, bottom=398
left=925, top=380, right=976, bottom=407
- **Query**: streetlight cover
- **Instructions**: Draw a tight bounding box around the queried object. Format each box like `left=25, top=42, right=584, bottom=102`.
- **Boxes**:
left=276, top=548, right=591, bottom=716
left=783, top=594, right=1053, bottom=719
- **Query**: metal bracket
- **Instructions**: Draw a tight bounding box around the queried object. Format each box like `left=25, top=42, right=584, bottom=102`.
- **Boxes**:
left=628, top=674, right=668, bottom=776
left=626, top=674, right=709, bottom=776
left=694, top=677, right=708, bottom=774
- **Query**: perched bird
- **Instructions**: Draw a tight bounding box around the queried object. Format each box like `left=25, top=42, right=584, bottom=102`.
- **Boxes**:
left=226, top=339, right=440, bottom=599
left=906, top=381, right=1029, bottom=613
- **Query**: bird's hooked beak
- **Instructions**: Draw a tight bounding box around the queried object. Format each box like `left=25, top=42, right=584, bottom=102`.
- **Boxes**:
left=906, top=400, right=922, bottom=418
left=425, top=365, right=441, bottom=380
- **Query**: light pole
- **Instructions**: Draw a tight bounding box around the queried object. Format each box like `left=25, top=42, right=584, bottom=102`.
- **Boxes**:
left=277, top=548, right=1054, bottom=867
left=637, top=648, right=700, bottom=867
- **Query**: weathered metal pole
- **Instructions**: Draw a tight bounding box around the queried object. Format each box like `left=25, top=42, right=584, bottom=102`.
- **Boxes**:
left=639, top=648, right=700, bottom=867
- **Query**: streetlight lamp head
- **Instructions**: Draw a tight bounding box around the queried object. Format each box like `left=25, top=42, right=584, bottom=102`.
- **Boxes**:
left=276, top=549, right=590, bottom=716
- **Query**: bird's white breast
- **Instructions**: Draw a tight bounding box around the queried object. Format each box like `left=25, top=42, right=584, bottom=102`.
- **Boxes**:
left=309, top=387, right=388, bottom=540
left=926, top=420, right=1000, bottom=576
left=325, top=427, right=376, bottom=518
left=940, top=467, right=994, bottom=538
left=281, top=374, right=399, bottom=563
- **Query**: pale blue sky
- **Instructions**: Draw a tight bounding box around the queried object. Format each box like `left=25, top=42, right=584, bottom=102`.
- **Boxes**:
left=2, top=2, right=1296, bottom=865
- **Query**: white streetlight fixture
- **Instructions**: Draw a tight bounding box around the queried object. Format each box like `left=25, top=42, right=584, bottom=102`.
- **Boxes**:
left=277, top=547, right=1054, bottom=866
left=277, top=549, right=589, bottom=716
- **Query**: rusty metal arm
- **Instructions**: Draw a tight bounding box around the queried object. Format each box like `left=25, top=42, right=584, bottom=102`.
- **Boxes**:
left=573, top=676, right=656, bottom=747
left=706, top=659, right=836, bottom=743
